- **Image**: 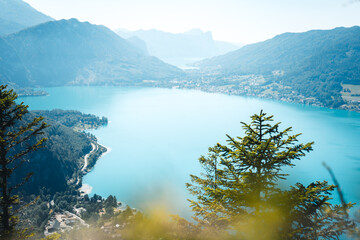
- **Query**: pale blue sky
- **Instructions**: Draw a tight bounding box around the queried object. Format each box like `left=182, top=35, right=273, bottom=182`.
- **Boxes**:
left=23, top=0, right=360, bottom=43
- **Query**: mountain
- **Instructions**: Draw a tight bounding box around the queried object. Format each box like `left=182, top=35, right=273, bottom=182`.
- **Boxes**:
left=0, top=37, right=31, bottom=86
left=12, top=111, right=92, bottom=195
left=0, top=0, right=53, bottom=36
left=11, top=109, right=109, bottom=196
left=126, top=36, right=149, bottom=55
left=196, top=26, right=360, bottom=108
left=115, top=28, right=240, bottom=67
left=2, top=19, right=183, bottom=87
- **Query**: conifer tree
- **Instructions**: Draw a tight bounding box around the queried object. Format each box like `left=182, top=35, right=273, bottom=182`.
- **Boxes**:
left=187, top=110, right=353, bottom=239
left=0, top=85, right=48, bottom=239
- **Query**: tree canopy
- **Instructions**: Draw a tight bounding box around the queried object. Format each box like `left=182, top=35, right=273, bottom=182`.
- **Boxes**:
left=0, top=85, right=48, bottom=239
left=187, top=110, right=354, bottom=239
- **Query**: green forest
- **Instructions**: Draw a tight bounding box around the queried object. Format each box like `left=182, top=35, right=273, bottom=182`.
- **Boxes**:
left=193, top=26, right=360, bottom=109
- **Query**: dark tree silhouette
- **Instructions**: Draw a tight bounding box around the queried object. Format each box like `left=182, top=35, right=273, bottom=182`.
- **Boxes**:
left=0, top=85, right=48, bottom=239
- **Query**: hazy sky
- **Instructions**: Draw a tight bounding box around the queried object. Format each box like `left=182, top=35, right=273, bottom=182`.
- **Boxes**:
left=23, top=0, right=360, bottom=44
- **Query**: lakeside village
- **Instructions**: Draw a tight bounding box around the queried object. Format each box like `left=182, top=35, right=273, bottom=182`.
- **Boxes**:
left=25, top=110, right=153, bottom=238
left=18, top=69, right=360, bottom=113
left=165, top=70, right=360, bottom=112
left=40, top=140, right=134, bottom=238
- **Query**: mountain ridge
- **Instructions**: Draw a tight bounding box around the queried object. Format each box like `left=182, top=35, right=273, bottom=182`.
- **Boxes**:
left=0, top=0, right=53, bottom=36
left=1, top=18, right=183, bottom=87
left=194, top=26, right=360, bottom=108
left=115, top=28, right=240, bottom=66
left=12, top=110, right=96, bottom=195
left=0, top=36, right=31, bottom=87
left=198, top=26, right=360, bottom=80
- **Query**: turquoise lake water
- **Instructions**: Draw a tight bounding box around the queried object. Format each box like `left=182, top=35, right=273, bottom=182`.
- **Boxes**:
left=19, top=86, right=360, bottom=217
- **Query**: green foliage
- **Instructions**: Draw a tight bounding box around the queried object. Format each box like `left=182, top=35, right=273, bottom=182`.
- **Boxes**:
left=87, top=145, right=107, bottom=170
left=104, top=195, right=118, bottom=217
left=280, top=182, right=354, bottom=239
left=14, top=113, right=93, bottom=195
left=32, top=109, right=108, bottom=131
left=187, top=111, right=354, bottom=239
left=40, top=233, right=61, bottom=240
left=10, top=108, right=108, bottom=196
left=26, top=111, right=356, bottom=240
left=19, top=188, right=81, bottom=236
left=77, top=194, right=105, bottom=222
left=0, top=85, right=48, bottom=239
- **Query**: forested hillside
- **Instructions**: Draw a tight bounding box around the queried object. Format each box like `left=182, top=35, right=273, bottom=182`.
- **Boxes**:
left=194, top=26, right=360, bottom=108
left=32, top=109, right=108, bottom=131
left=2, top=19, right=184, bottom=87
left=11, top=110, right=107, bottom=196
left=0, top=37, right=31, bottom=87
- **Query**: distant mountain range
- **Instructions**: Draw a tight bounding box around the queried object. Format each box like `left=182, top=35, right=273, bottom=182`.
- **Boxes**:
left=0, top=0, right=53, bottom=36
left=115, top=28, right=241, bottom=67
left=195, top=26, right=360, bottom=108
left=0, top=0, right=359, bottom=111
left=1, top=19, right=183, bottom=87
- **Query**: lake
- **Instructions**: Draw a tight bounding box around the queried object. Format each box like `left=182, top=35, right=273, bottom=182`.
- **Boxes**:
left=20, top=86, right=360, bottom=217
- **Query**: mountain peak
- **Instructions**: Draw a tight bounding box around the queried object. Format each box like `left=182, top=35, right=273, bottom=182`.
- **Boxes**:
left=114, top=28, right=237, bottom=63
left=184, top=28, right=206, bottom=35
left=2, top=19, right=183, bottom=87
left=0, top=0, right=53, bottom=35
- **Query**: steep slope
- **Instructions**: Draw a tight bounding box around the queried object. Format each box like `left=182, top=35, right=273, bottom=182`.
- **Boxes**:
left=11, top=113, right=90, bottom=195
left=197, top=26, right=360, bottom=107
left=0, top=37, right=32, bottom=86
left=0, top=17, right=25, bottom=36
left=11, top=110, right=107, bottom=195
left=0, top=0, right=53, bottom=36
left=127, top=36, right=149, bottom=55
left=4, top=19, right=183, bottom=87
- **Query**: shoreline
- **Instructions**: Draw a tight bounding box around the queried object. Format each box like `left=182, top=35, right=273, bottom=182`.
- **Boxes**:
left=99, top=143, right=112, bottom=157
left=79, top=142, right=111, bottom=195
left=175, top=85, right=360, bottom=114
left=28, top=85, right=360, bottom=113
left=79, top=183, right=93, bottom=195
